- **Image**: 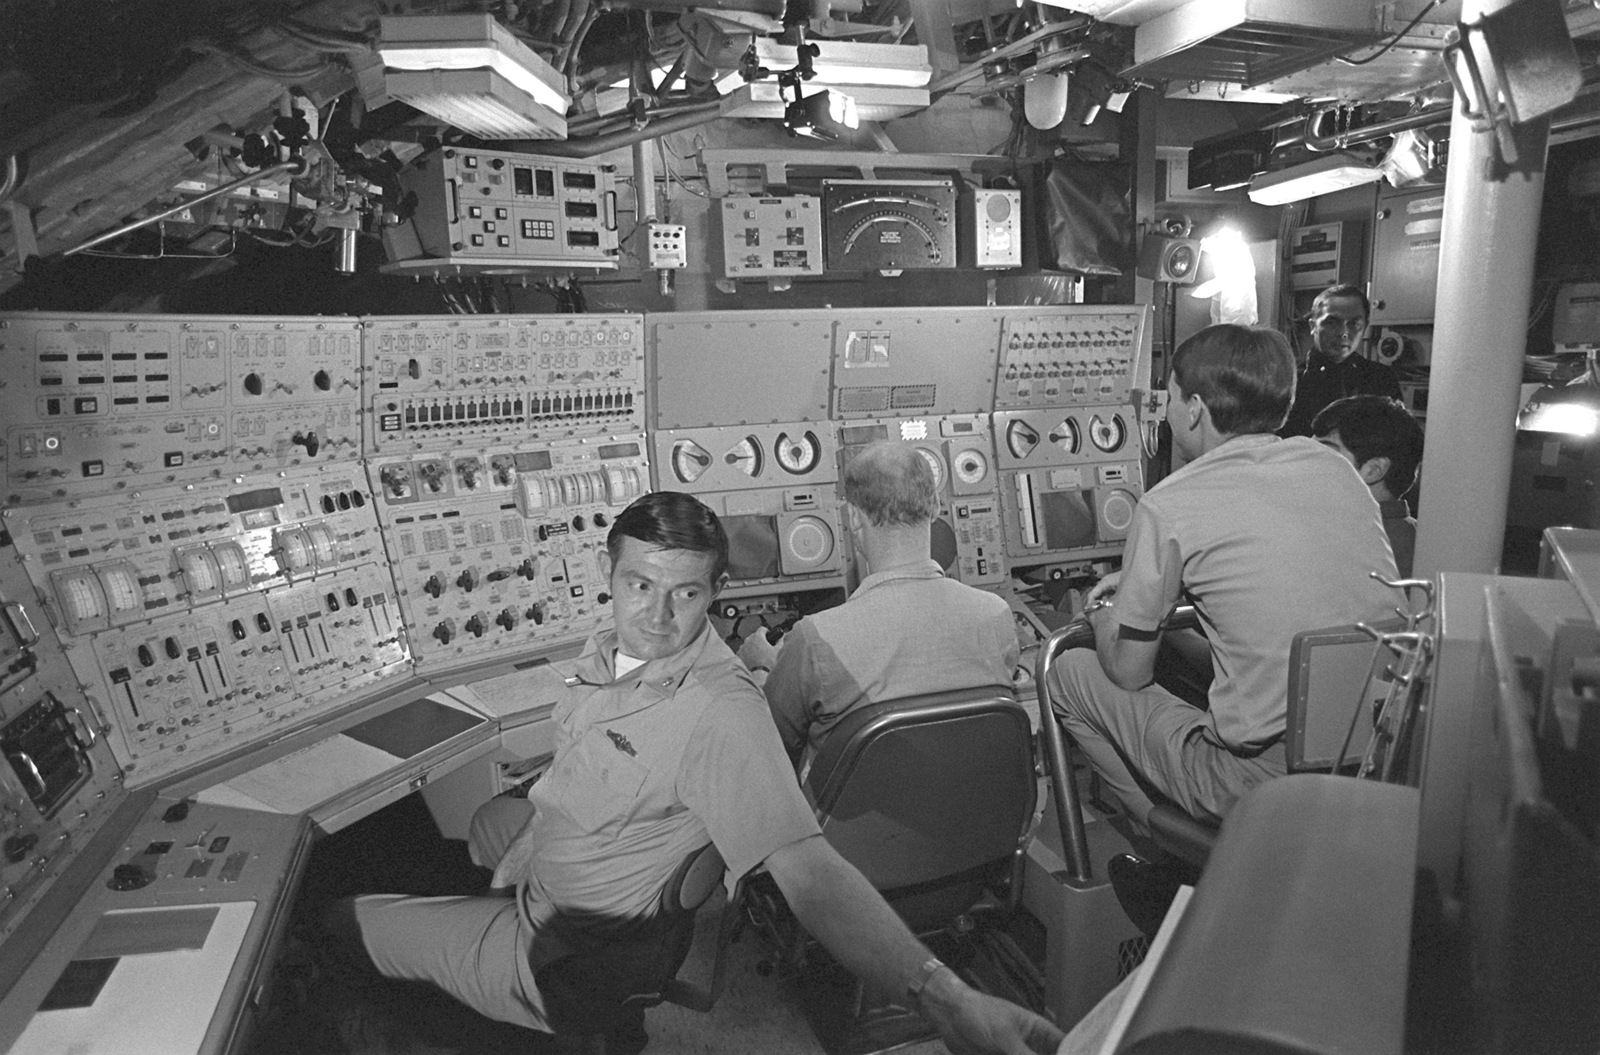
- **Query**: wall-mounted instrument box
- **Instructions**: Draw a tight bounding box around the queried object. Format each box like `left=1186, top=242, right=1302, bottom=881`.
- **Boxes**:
left=1371, top=186, right=1444, bottom=324
left=384, top=147, right=619, bottom=277
left=822, top=179, right=957, bottom=273
left=1289, top=221, right=1360, bottom=291
left=711, top=196, right=824, bottom=279
left=957, top=187, right=1023, bottom=270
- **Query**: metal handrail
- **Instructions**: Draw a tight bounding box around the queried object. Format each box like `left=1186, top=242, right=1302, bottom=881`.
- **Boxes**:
left=1034, top=603, right=1200, bottom=884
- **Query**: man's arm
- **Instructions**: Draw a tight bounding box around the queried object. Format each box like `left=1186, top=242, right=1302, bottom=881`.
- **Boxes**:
left=764, top=834, right=1063, bottom=1055
left=1088, top=598, right=1161, bottom=692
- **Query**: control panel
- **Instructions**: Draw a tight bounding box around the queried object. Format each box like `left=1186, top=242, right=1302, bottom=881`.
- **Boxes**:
left=837, top=415, right=1006, bottom=587
left=652, top=423, right=845, bottom=599
left=3, top=467, right=410, bottom=787
left=713, top=196, right=825, bottom=279
left=0, top=314, right=363, bottom=506
left=822, top=180, right=957, bottom=273
left=830, top=310, right=1002, bottom=419
left=0, top=557, right=126, bottom=947
left=388, top=148, right=619, bottom=272
left=994, top=308, right=1146, bottom=410
left=363, top=314, right=645, bottom=454
left=372, top=436, right=647, bottom=673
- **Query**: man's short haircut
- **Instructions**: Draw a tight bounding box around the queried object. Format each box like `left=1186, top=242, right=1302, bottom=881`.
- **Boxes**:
left=1311, top=283, right=1371, bottom=321
left=607, top=491, right=729, bottom=582
left=1311, top=395, right=1425, bottom=498
left=842, top=441, right=939, bottom=527
left=1171, top=324, right=1298, bottom=436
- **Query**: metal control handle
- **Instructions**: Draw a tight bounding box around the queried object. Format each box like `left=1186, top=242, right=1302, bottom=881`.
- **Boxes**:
left=1034, top=603, right=1199, bottom=885
left=2, top=601, right=39, bottom=648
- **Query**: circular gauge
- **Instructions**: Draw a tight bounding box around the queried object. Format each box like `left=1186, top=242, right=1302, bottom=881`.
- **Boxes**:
left=1006, top=420, right=1040, bottom=460
left=671, top=439, right=712, bottom=484
left=1100, top=489, right=1138, bottom=533
left=953, top=448, right=989, bottom=487
left=775, top=431, right=822, bottom=476
left=783, top=516, right=834, bottom=569
left=725, top=436, right=764, bottom=478
left=1048, top=418, right=1081, bottom=455
left=915, top=448, right=946, bottom=491
left=1089, top=413, right=1128, bottom=453
left=213, top=543, right=248, bottom=588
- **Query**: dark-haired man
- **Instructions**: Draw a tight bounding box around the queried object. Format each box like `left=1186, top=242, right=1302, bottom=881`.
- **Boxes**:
left=1051, top=325, right=1397, bottom=835
left=1279, top=283, right=1401, bottom=437
left=1312, top=395, right=1425, bottom=576
left=741, top=442, right=1018, bottom=771
left=330, top=491, right=1062, bottom=1054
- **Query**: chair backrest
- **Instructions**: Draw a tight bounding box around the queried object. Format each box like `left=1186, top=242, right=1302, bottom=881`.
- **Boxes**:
left=804, top=685, right=1036, bottom=895
left=661, top=840, right=725, bottom=915
left=1287, top=619, right=1405, bottom=773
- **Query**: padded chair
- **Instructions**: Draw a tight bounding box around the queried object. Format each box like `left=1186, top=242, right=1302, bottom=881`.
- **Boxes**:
left=1039, top=609, right=1405, bottom=900
left=535, top=841, right=740, bottom=1054
left=745, top=685, right=1038, bottom=1055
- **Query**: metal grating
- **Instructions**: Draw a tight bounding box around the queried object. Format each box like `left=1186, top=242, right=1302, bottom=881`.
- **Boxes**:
left=837, top=387, right=892, bottom=413
left=1126, top=23, right=1386, bottom=86
left=889, top=384, right=938, bottom=409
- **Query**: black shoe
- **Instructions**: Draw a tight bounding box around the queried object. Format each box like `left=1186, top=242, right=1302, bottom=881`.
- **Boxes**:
left=1108, top=853, right=1185, bottom=940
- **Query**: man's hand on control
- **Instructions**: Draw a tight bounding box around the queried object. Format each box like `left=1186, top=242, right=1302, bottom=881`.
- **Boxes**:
left=918, top=965, right=1066, bottom=1055
left=737, top=630, right=779, bottom=673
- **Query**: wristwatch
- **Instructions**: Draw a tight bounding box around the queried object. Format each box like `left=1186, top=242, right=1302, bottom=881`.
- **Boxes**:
left=907, top=956, right=951, bottom=1009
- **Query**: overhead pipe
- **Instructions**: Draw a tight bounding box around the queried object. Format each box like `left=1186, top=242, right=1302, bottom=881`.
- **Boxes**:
left=517, top=102, right=723, bottom=157
left=1302, top=103, right=1455, bottom=151
left=61, top=158, right=306, bottom=257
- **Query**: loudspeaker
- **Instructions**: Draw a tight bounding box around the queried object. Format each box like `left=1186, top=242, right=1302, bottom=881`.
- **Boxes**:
left=1137, top=235, right=1201, bottom=284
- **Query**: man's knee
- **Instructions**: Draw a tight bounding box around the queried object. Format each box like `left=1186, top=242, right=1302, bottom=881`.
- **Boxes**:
left=1048, top=648, right=1105, bottom=720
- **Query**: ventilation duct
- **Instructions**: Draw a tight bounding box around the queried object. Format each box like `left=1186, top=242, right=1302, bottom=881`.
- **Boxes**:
left=1121, top=0, right=1387, bottom=87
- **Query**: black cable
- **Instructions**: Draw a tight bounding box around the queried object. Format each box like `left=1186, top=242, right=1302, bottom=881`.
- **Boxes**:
left=1336, top=0, right=1443, bottom=67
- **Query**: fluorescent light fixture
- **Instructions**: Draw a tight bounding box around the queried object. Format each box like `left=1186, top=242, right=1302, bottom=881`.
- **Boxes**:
left=379, top=14, right=569, bottom=137
left=721, top=81, right=929, bottom=123
left=715, top=39, right=932, bottom=95
left=384, top=69, right=567, bottom=139
left=1246, top=152, right=1384, bottom=206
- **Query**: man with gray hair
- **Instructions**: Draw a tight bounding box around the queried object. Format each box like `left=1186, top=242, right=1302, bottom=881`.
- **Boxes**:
left=741, top=441, right=1019, bottom=770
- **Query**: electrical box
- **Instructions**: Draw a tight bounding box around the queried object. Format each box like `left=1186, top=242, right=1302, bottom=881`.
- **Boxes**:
left=647, top=223, right=687, bottom=269
left=958, top=187, right=1023, bottom=270
left=1371, top=186, right=1445, bottom=324
left=1288, top=222, right=1360, bottom=291
left=383, top=147, right=619, bottom=277
left=712, top=196, right=824, bottom=279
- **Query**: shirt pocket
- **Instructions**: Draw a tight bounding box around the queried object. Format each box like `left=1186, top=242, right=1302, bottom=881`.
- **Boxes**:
left=541, top=727, right=651, bottom=835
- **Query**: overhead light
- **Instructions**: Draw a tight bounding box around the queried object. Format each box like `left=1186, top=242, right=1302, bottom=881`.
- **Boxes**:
left=1246, top=153, right=1384, bottom=206
left=715, top=39, right=932, bottom=94
left=721, top=81, right=928, bottom=123
left=784, top=88, right=860, bottom=141
left=379, top=14, right=569, bottom=139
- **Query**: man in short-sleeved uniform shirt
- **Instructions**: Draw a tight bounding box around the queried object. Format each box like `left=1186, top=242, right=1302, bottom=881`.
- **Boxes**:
left=1052, top=325, right=1398, bottom=831
left=339, top=621, right=817, bottom=1030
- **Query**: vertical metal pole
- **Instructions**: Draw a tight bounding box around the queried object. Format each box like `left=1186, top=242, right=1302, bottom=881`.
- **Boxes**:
left=1413, top=7, right=1551, bottom=577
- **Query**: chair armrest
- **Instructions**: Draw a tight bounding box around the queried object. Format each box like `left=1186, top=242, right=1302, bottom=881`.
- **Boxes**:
left=1120, top=775, right=1418, bottom=1055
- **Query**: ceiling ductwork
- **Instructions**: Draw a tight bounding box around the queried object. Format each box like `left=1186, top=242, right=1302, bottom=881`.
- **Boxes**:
left=1120, top=0, right=1388, bottom=87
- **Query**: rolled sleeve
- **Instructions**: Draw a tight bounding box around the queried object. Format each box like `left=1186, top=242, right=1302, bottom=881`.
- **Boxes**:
left=1116, top=503, right=1184, bottom=633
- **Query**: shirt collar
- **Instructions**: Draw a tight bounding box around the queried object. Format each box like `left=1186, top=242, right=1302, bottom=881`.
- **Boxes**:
left=1307, top=350, right=1361, bottom=372
left=578, top=620, right=716, bottom=700
left=853, top=558, right=947, bottom=597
